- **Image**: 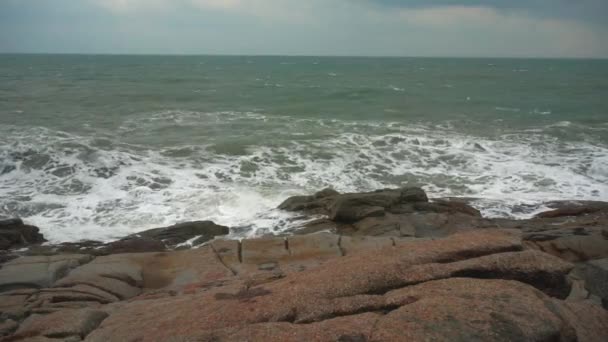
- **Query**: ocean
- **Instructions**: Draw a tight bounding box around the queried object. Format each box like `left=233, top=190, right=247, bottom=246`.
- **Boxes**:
left=1, top=54, right=607, bottom=243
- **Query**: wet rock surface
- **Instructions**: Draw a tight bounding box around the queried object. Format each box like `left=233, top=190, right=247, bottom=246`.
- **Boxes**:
left=131, top=220, right=230, bottom=248
left=1, top=188, right=607, bottom=341
left=282, top=188, right=608, bottom=262
left=0, top=218, right=45, bottom=251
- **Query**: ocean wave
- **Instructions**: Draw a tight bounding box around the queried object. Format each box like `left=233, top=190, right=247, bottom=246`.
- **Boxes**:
left=1, top=113, right=607, bottom=243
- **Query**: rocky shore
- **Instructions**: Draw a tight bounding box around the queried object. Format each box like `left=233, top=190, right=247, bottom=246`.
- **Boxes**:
left=1, top=187, right=608, bottom=341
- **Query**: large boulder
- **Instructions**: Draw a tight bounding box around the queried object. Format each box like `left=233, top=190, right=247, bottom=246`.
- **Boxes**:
left=0, top=218, right=45, bottom=250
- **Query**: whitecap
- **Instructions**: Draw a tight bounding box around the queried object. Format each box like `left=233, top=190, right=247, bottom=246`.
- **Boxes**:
left=495, top=107, right=520, bottom=113
left=547, top=121, right=572, bottom=128
left=531, top=109, right=552, bottom=115
left=2, top=115, right=607, bottom=243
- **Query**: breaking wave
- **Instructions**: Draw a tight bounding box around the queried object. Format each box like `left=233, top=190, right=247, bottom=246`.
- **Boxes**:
left=1, top=111, right=607, bottom=243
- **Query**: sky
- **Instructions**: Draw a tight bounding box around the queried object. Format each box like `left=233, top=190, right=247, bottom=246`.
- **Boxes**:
left=1, top=0, right=607, bottom=58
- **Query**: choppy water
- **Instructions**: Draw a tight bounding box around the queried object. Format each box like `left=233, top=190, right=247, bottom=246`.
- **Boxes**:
left=1, top=54, right=607, bottom=243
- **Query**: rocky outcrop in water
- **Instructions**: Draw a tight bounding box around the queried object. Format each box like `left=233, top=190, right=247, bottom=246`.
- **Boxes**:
left=0, top=218, right=45, bottom=251
left=1, top=187, right=608, bottom=341
left=279, top=187, right=487, bottom=238
left=280, top=188, right=608, bottom=263
left=14, top=220, right=230, bottom=257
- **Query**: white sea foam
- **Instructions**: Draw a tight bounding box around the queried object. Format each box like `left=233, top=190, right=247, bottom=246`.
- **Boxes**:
left=1, top=112, right=607, bottom=243
left=495, top=107, right=521, bottom=113
left=532, top=109, right=552, bottom=115
left=547, top=121, right=572, bottom=128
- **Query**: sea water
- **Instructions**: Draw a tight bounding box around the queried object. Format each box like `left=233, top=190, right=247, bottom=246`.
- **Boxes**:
left=1, top=55, right=607, bottom=242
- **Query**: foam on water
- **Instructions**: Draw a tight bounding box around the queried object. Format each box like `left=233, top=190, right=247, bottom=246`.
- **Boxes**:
left=1, top=111, right=607, bottom=243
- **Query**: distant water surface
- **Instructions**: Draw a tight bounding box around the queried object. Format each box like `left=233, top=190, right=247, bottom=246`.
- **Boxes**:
left=1, top=54, right=607, bottom=242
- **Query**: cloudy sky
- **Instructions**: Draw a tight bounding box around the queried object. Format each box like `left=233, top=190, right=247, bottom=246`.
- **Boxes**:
left=1, top=0, right=607, bottom=58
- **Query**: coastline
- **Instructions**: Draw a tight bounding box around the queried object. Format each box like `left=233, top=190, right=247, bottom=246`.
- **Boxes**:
left=1, top=186, right=608, bottom=340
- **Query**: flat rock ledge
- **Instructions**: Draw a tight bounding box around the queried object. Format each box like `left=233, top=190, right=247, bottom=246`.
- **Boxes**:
left=0, top=229, right=607, bottom=341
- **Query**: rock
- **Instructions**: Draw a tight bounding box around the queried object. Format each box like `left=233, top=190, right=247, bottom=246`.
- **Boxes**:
left=584, top=258, right=608, bottom=308
left=0, top=289, right=35, bottom=322
left=351, top=214, right=406, bottom=236
left=521, top=212, right=608, bottom=262
left=0, top=251, right=18, bottom=264
left=326, top=187, right=428, bottom=223
left=0, top=319, right=18, bottom=337
left=339, top=236, right=394, bottom=256
left=550, top=300, right=608, bottom=342
left=0, top=255, right=92, bottom=292
left=102, top=237, right=166, bottom=254
left=37, top=284, right=120, bottom=305
left=530, top=234, right=608, bottom=262
left=535, top=201, right=608, bottom=218
left=400, top=187, right=428, bottom=203
left=210, top=239, right=241, bottom=275
left=474, top=142, right=487, bottom=151
left=83, top=229, right=601, bottom=342
left=330, top=200, right=385, bottom=223
left=396, top=249, right=574, bottom=298
left=0, top=218, right=45, bottom=250
left=375, top=278, right=578, bottom=341
left=3, top=219, right=607, bottom=341
left=85, top=230, right=538, bottom=341
left=292, top=219, right=337, bottom=235
left=27, top=237, right=167, bottom=257
left=192, top=313, right=380, bottom=342
left=279, top=187, right=428, bottom=220
left=414, top=199, right=481, bottom=217
left=12, top=309, right=108, bottom=340
left=54, top=255, right=143, bottom=300
left=131, top=221, right=229, bottom=248
left=287, top=233, right=342, bottom=263
left=278, top=188, right=340, bottom=214
left=241, top=237, right=288, bottom=267
left=281, top=188, right=495, bottom=237
left=135, top=247, right=236, bottom=290
left=328, top=189, right=416, bottom=223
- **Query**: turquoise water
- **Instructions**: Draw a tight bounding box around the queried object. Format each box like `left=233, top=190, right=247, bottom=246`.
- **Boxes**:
left=1, top=55, right=607, bottom=242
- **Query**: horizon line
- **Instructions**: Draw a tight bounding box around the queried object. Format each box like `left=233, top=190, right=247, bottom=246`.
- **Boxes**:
left=0, top=52, right=606, bottom=61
